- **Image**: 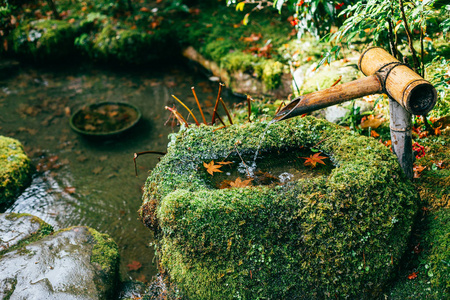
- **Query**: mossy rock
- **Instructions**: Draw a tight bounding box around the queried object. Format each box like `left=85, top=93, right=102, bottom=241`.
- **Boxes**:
left=11, top=19, right=76, bottom=61
left=297, top=57, right=362, bottom=95
left=76, top=24, right=177, bottom=65
left=0, top=136, right=32, bottom=208
left=140, top=116, right=418, bottom=299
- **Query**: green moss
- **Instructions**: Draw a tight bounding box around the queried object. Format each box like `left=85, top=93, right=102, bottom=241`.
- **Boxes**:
left=220, top=51, right=259, bottom=73
left=88, top=227, right=119, bottom=271
left=87, top=227, right=120, bottom=299
left=300, top=58, right=362, bottom=95
left=0, top=136, right=32, bottom=207
left=141, top=116, right=418, bottom=299
left=256, top=59, right=285, bottom=90
left=78, top=23, right=176, bottom=65
left=388, top=208, right=450, bottom=299
left=11, top=19, right=76, bottom=61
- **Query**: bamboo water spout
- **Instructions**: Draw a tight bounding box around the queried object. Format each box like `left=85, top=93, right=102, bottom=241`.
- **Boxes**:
left=272, top=47, right=437, bottom=122
left=273, top=47, right=438, bottom=180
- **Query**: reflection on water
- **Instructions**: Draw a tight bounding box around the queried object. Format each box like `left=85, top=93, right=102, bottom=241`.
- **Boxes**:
left=0, top=62, right=241, bottom=282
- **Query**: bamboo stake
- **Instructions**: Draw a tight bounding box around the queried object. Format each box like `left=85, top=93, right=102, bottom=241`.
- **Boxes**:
left=219, top=97, right=233, bottom=125
left=247, top=95, right=252, bottom=122
left=165, top=106, right=189, bottom=127
left=191, top=87, right=207, bottom=124
left=172, top=95, right=200, bottom=126
left=211, top=83, right=224, bottom=125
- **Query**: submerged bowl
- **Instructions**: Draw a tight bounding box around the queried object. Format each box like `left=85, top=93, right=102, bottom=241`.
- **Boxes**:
left=70, top=102, right=141, bottom=138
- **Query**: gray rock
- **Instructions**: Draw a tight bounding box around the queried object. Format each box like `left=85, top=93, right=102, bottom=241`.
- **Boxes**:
left=0, top=226, right=119, bottom=300
left=0, top=213, right=52, bottom=253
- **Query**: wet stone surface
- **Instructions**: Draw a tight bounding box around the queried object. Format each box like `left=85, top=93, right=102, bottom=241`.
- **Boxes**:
left=0, top=213, right=44, bottom=252
left=0, top=226, right=117, bottom=300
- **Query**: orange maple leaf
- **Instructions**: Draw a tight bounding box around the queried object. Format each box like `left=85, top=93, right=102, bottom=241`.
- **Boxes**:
left=203, top=160, right=223, bottom=175
left=407, top=271, right=418, bottom=280
left=413, top=164, right=426, bottom=178
left=302, top=153, right=328, bottom=168
left=229, top=177, right=252, bottom=188
left=127, top=260, right=142, bottom=271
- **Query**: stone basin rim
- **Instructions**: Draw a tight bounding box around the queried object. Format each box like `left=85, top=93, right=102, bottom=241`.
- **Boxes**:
left=69, top=101, right=142, bottom=137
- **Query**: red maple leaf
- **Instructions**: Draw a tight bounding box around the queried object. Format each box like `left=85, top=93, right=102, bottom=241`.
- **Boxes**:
left=302, top=153, right=328, bottom=168
left=407, top=271, right=418, bottom=280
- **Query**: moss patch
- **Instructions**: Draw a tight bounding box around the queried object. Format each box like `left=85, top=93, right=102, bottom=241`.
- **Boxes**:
left=141, top=116, right=418, bottom=299
left=0, top=136, right=32, bottom=208
left=11, top=19, right=77, bottom=61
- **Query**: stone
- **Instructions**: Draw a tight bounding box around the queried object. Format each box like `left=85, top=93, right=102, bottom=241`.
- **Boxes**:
left=0, top=136, right=32, bottom=208
left=0, top=213, right=53, bottom=253
left=0, top=226, right=119, bottom=300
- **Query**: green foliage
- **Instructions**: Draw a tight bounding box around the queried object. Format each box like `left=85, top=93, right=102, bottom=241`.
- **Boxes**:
left=141, top=117, right=418, bottom=299
left=425, top=56, right=450, bottom=118
left=0, top=136, right=32, bottom=207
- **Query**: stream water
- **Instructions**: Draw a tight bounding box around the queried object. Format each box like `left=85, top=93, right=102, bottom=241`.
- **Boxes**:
left=0, top=62, right=240, bottom=282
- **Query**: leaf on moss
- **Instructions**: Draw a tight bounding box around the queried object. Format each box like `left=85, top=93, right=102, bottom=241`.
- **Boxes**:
left=407, top=271, right=418, bottom=280
left=203, top=160, right=223, bottom=175
left=229, top=177, right=252, bottom=188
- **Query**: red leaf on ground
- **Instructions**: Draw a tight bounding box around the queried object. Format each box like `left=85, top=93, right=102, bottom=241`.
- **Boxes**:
left=407, top=271, right=418, bottom=280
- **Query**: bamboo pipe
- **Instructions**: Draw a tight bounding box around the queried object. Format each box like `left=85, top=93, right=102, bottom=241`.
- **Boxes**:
left=273, top=47, right=437, bottom=122
left=272, top=75, right=382, bottom=121
left=358, top=47, right=436, bottom=115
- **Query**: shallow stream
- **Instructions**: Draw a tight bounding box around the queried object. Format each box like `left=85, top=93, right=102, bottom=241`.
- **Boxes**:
left=0, top=62, right=240, bottom=282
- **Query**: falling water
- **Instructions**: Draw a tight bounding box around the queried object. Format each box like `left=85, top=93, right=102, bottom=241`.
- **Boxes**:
left=247, top=120, right=277, bottom=176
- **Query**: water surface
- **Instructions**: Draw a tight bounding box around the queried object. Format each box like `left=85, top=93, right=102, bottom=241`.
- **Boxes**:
left=0, top=62, right=240, bottom=282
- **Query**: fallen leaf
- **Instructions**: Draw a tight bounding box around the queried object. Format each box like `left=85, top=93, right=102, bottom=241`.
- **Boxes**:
left=302, top=153, right=328, bottom=168
left=203, top=160, right=223, bottom=175
left=242, top=33, right=262, bottom=42
left=127, top=260, right=142, bottom=271
left=77, top=155, right=88, bottom=162
left=229, top=177, right=252, bottom=188
left=413, top=164, right=426, bottom=178
left=99, top=155, right=108, bottom=162
left=64, top=187, right=76, bottom=194
left=92, top=166, right=103, bottom=175
left=360, top=115, right=385, bottom=129
left=370, top=130, right=380, bottom=138
left=407, top=271, right=418, bottom=280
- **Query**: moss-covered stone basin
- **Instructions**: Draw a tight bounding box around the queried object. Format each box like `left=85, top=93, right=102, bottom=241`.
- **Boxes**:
left=0, top=136, right=32, bottom=208
left=140, top=116, right=419, bottom=299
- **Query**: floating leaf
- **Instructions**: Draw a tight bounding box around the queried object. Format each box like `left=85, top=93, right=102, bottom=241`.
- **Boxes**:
left=302, top=153, right=328, bottom=168
left=203, top=160, right=223, bottom=175
left=127, top=260, right=142, bottom=271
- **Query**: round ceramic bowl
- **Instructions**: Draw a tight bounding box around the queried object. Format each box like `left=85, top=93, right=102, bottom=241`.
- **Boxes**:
left=70, top=102, right=141, bottom=138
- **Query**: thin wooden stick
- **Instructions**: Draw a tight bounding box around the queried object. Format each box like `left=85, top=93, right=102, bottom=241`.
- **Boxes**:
left=330, top=76, right=342, bottom=88
left=275, top=100, right=286, bottom=115
left=219, top=97, right=233, bottom=125
left=133, top=151, right=166, bottom=176
left=247, top=95, right=252, bottom=122
left=191, top=87, right=207, bottom=124
left=165, top=106, right=189, bottom=127
left=211, top=83, right=224, bottom=125
left=172, top=95, right=200, bottom=126
left=216, top=112, right=226, bottom=126
left=399, top=0, right=420, bottom=72
left=420, top=27, right=425, bottom=78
